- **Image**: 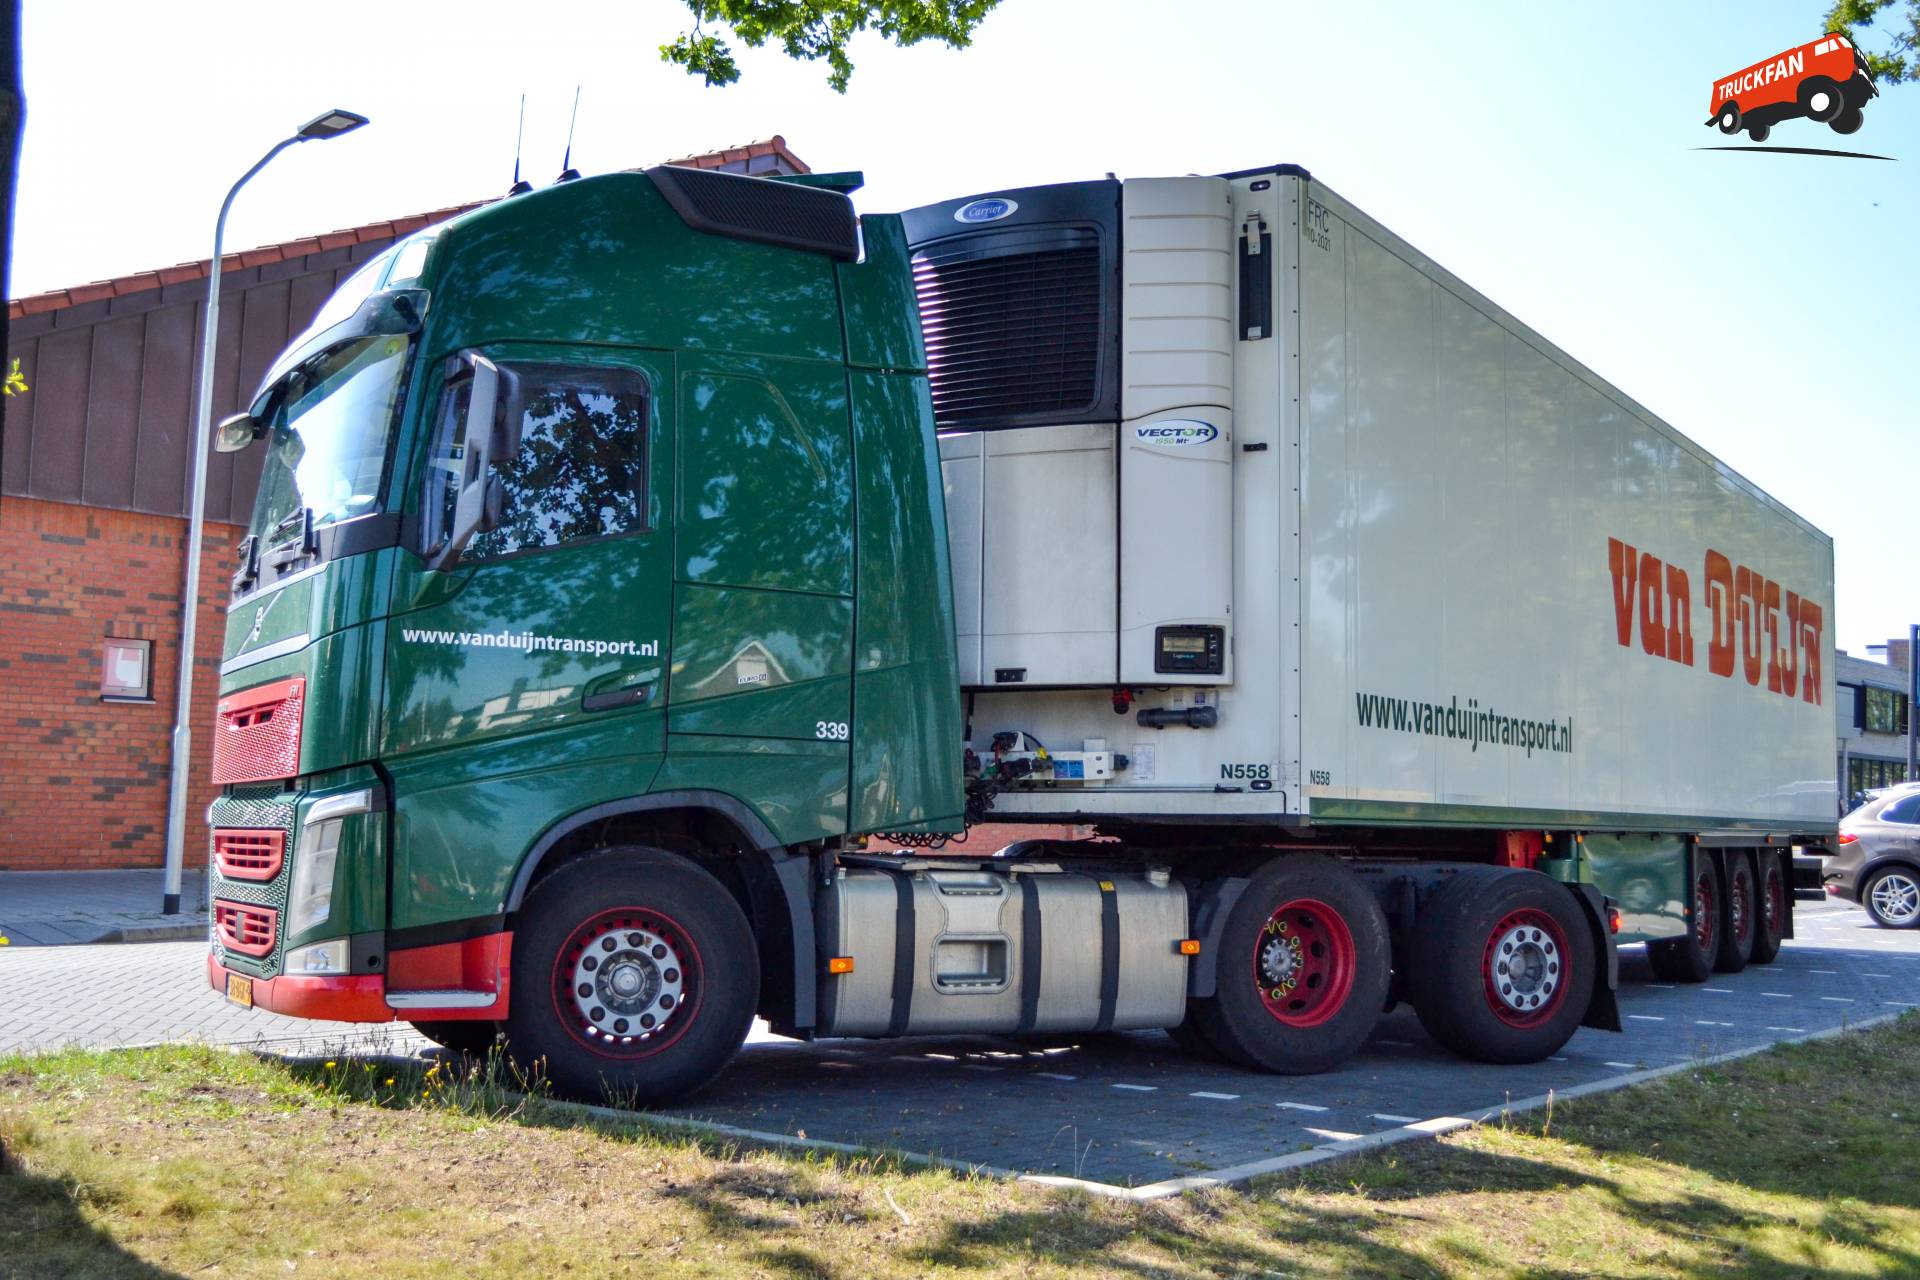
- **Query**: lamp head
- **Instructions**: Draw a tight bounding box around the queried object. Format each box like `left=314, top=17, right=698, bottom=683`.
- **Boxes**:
left=297, top=110, right=369, bottom=141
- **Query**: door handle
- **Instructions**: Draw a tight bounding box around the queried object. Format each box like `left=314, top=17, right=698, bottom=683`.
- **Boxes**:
left=583, top=682, right=654, bottom=712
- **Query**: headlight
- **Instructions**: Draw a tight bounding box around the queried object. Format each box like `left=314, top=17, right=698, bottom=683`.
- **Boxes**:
left=286, top=789, right=372, bottom=936
left=284, top=938, right=350, bottom=975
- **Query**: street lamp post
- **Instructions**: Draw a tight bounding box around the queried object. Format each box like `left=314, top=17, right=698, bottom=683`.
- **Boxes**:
left=161, top=109, right=368, bottom=914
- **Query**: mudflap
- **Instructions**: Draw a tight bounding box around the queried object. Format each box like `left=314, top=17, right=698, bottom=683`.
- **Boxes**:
left=1566, top=880, right=1622, bottom=1032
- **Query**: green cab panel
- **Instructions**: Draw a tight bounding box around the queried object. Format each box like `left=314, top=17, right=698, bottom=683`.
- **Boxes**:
left=668, top=584, right=852, bottom=739
left=837, top=215, right=927, bottom=373
left=654, top=735, right=850, bottom=847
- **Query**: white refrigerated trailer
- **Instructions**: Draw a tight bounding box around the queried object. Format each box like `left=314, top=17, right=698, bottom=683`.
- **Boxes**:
left=886, top=162, right=1837, bottom=1069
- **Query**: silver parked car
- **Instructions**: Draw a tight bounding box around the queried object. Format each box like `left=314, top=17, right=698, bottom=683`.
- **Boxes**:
left=1826, top=783, right=1920, bottom=928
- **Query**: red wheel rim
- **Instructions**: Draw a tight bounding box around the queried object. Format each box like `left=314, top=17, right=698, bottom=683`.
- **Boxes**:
left=1481, top=907, right=1571, bottom=1028
left=1252, top=898, right=1357, bottom=1028
left=1729, top=867, right=1754, bottom=945
left=1693, top=870, right=1715, bottom=953
left=1763, top=863, right=1785, bottom=937
left=551, top=907, right=704, bottom=1059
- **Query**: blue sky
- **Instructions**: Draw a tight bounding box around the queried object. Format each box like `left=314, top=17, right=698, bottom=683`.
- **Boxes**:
left=15, top=0, right=1918, bottom=655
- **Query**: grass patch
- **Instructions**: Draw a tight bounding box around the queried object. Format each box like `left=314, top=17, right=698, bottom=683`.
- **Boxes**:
left=2, top=1018, right=1918, bottom=1277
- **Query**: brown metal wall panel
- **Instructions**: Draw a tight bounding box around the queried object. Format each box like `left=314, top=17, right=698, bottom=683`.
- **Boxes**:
left=286, top=270, right=335, bottom=345
left=79, top=314, right=145, bottom=509
left=131, top=301, right=196, bottom=516
left=228, top=280, right=291, bottom=523
left=1, top=336, right=37, bottom=493
left=26, top=327, right=92, bottom=501
left=202, top=289, right=245, bottom=522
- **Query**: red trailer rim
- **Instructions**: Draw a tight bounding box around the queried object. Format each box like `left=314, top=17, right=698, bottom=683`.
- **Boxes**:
left=1694, top=870, right=1716, bottom=954
left=552, top=907, right=704, bottom=1059
left=1729, top=865, right=1754, bottom=945
left=1481, top=907, right=1571, bottom=1028
left=1763, top=862, right=1786, bottom=936
left=1253, top=898, right=1356, bottom=1028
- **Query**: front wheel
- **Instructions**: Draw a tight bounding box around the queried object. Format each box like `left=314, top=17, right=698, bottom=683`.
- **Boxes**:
left=1863, top=867, right=1920, bottom=929
left=1407, top=868, right=1595, bottom=1065
left=1799, top=76, right=1845, bottom=122
left=507, top=847, right=758, bottom=1106
left=1187, top=854, right=1392, bottom=1075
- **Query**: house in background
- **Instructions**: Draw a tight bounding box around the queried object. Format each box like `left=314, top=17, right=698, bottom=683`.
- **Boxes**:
left=1838, top=638, right=1914, bottom=809
left=0, top=139, right=810, bottom=871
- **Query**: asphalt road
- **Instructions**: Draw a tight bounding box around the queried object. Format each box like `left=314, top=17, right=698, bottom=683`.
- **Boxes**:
left=3, top=898, right=1914, bottom=1191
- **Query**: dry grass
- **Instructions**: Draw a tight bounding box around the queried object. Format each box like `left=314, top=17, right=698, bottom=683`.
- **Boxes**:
left=3, top=1017, right=1919, bottom=1278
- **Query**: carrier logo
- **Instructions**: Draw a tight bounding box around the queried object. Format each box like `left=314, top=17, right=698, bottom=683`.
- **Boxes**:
left=1135, top=420, right=1219, bottom=447
left=953, top=197, right=1018, bottom=224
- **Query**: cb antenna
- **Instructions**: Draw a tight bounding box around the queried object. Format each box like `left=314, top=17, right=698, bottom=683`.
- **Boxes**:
left=557, top=86, right=582, bottom=182
left=508, top=95, right=532, bottom=196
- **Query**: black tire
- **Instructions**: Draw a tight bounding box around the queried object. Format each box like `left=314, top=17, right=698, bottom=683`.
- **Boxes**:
left=1747, top=121, right=1772, bottom=143
left=1187, top=854, right=1391, bottom=1075
left=1647, top=854, right=1720, bottom=983
left=1714, top=853, right=1757, bottom=973
left=1717, top=102, right=1742, bottom=135
left=1862, top=866, right=1920, bottom=929
left=1831, top=105, right=1865, bottom=135
left=506, top=847, right=758, bottom=1106
left=1750, top=852, right=1788, bottom=965
left=1406, top=868, right=1595, bottom=1065
left=1799, top=76, right=1846, bottom=122
left=409, top=1020, right=503, bottom=1055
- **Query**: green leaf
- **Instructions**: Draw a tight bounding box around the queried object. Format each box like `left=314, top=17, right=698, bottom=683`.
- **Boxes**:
left=661, top=0, right=1001, bottom=92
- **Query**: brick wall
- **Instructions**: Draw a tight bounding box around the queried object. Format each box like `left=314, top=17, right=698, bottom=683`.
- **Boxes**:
left=0, top=495, right=240, bottom=870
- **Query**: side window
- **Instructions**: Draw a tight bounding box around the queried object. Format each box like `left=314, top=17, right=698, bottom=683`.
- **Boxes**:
left=1881, top=794, right=1920, bottom=825
left=424, top=361, right=651, bottom=562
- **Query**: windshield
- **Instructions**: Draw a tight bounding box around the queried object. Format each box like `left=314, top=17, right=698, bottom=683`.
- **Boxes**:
left=250, top=334, right=411, bottom=543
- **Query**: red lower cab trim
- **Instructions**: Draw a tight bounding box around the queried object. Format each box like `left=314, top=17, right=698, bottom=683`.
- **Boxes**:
left=206, top=929, right=513, bottom=1022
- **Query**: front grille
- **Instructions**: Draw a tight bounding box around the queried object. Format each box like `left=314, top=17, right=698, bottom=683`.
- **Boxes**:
left=912, top=228, right=1107, bottom=426
left=209, top=790, right=294, bottom=979
left=213, top=829, right=285, bottom=881
left=212, top=677, right=304, bottom=785
left=214, top=900, right=278, bottom=956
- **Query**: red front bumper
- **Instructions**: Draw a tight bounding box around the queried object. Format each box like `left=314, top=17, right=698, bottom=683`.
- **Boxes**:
left=205, top=931, right=512, bottom=1022
left=206, top=952, right=395, bottom=1021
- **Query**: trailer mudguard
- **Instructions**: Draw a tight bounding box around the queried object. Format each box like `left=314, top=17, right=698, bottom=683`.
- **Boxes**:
left=1565, top=880, right=1623, bottom=1032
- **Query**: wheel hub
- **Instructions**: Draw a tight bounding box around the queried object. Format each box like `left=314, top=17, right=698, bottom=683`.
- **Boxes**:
left=1260, top=934, right=1302, bottom=988
left=1873, top=874, right=1920, bottom=925
left=1488, top=922, right=1560, bottom=1014
left=569, top=926, right=685, bottom=1042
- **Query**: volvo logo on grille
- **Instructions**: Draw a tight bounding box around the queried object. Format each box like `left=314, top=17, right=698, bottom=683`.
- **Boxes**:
left=953, top=197, right=1018, bottom=224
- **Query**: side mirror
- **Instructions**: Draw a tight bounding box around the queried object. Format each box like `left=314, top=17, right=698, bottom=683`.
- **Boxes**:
left=426, top=353, right=507, bottom=572
left=214, top=410, right=264, bottom=453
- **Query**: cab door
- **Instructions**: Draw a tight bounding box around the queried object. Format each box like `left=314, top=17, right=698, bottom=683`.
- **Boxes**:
left=382, top=345, right=672, bottom=930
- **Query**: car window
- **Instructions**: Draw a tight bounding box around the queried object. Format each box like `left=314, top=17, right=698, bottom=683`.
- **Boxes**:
left=1880, top=794, right=1920, bottom=825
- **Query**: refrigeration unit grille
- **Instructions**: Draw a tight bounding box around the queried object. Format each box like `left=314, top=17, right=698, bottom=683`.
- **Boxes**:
left=911, top=228, right=1107, bottom=427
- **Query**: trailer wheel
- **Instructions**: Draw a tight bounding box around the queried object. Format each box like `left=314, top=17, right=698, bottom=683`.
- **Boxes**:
left=1189, top=855, right=1390, bottom=1075
left=409, top=1020, right=502, bottom=1055
left=1714, top=853, right=1758, bottom=973
left=1717, top=102, right=1742, bottom=134
left=1406, top=868, right=1594, bottom=1065
left=1799, top=76, right=1845, bottom=122
left=1647, top=855, right=1720, bottom=983
left=1750, top=853, right=1788, bottom=965
left=1831, top=105, right=1865, bottom=135
left=506, top=847, right=758, bottom=1106
left=1747, top=121, right=1772, bottom=143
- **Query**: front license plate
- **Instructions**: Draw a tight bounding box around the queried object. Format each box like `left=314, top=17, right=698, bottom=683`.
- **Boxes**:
left=226, top=974, right=254, bottom=1007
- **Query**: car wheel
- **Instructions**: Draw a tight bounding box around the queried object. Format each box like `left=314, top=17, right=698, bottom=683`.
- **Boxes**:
left=1799, top=76, right=1845, bottom=122
left=1749, top=853, right=1788, bottom=965
left=1714, top=854, right=1757, bottom=973
left=1862, top=868, right=1920, bottom=929
left=1647, top=855, right=1720, bottom=983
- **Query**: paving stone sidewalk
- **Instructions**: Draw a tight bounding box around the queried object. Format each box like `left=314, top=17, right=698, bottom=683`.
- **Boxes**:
left=0, top=868, right=209, bottom=947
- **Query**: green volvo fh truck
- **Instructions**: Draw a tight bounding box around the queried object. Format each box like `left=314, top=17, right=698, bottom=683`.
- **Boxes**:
left=205, top=162, right=1836, bottom=1104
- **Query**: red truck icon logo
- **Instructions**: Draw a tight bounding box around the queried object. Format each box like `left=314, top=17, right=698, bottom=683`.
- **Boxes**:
left=1708, top=32, right=1878, bottom=141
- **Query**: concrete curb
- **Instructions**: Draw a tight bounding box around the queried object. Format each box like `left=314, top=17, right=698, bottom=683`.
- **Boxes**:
left=88, top=923, right=209, bottom=945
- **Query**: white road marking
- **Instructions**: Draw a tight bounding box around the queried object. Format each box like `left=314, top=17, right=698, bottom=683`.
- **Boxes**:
left=1884, top=1001, right=1919, bottom=1008
left=1305, top=1127, right=1363, bottom=1142
left=1604, top=1061, right=1638, bottom=1069
left=1766, top=1026, right=1808, bottom=1033
left=1702, top=987, right=1734, bottom=993
left=1548, top=1056, right=1569, bottom=1062
left=1810, top=969, right=1838, bottom=975
left=1821, top=996, right=1856, bottom=1003
left=1112, top=1083, right=1157, bottom=1092
left=1695, top=1020, right=1735, bottom=1027
left=1627, top=1014, right=1665, bottom=1022
left=1865, top=973, right=1894, bottom=979
left=1371, top=1113, right=1420, bottom=1124
left=1034, top=1071, right=1077, bottom=1081
left=1646, top=984, right=1677, bottom=990
left=1189, top=1091, right=1240, bottom=1101
left=1761, top=992, right=1792, bottom=998
left=1277, top=1101, right=1328, bottom=1112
